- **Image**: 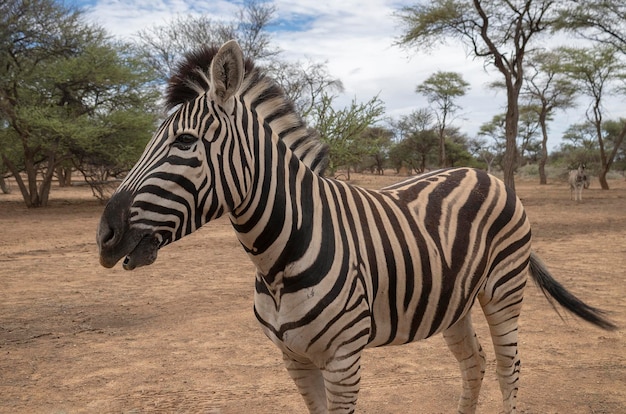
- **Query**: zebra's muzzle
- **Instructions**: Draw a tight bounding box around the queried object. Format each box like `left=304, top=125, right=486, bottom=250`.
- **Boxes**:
left=121, top=235, right=160, bottom=270
left=97, top=229, right=159, bottom=270
left=97, top=189, right=160, bottom=270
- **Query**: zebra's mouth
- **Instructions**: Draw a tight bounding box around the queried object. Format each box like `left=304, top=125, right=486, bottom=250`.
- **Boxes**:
left=122, top=234, right=160, bottom=271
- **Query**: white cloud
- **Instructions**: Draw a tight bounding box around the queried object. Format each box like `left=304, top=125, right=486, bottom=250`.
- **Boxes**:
left=84, top=0, right=237, bottom=38
left=75, top=0, right=624, bottom=149
left=267, top=1, right=507, bottom=137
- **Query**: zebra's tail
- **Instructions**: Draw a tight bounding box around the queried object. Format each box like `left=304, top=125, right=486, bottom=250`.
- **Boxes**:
left=528, top=252, right=617, bottom=331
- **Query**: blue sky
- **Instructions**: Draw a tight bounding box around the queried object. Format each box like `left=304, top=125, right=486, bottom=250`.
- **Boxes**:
left=65, top=0, right=624, bottom=150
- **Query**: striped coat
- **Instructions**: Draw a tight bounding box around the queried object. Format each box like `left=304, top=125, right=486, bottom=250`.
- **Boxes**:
left=97, top=41, right=615, bottom=414
left=569, top=164, right=589, bottom=201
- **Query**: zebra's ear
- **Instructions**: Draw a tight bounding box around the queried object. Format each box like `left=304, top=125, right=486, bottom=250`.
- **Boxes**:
left=210, top=40, right=244, bottom=107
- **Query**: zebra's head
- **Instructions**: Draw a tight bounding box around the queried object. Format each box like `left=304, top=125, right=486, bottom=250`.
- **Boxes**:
left=97, top=40, right=327, bottom=270
left=97, top=40, right=252, bottom=270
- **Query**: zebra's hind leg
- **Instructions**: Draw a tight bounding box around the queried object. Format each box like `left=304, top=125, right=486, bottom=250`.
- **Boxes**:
left=479, top=276, right=525, bottom=414
left=443, top=313, right=487, bottom=414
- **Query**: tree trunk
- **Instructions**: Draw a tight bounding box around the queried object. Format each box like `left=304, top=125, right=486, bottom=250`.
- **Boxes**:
left=24, top=149, right=42, bottom=207
left=438, top=128, right=446, bottom=168
left=502, top=90, right=520, bottom=191
left=598, top=168, right=609, bottom=190
left=0, top=156, right=10, bottom=194
left=2, top=153, right=34, bottom=207
left=599, top=122, right=626, bottom=190
left=57, top=166, right=72, bottom=187
left=596, top=127, right=610, bottom=190
left=2, top=148, right=59, bottom=208
left=472, top=0, right=525, bottom=192
left=39, top=153, right=57, bottom=207
left=0, top=175, right=10, bottom=194
left=538, top=111, right=549, bottom=185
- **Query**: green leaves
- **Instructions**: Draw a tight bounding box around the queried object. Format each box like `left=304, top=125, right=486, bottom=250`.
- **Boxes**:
left=311, top=92, right=385, bottom=174
left=0, top=0, right=159, bottom=207
left=395, top=0, right=471, bottom=51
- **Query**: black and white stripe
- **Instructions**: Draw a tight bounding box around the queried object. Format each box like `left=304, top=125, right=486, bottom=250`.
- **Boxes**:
left=97, top=41, right=615, bottom=414
left=569, top=163, right=589, bottom=201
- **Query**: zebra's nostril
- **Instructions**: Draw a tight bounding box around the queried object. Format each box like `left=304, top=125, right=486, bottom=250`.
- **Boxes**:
left=97, top=222, right=116, bottom=249
left=97, top=190, right=133, bottom=251
left=101, top=225, right=115, bottom=245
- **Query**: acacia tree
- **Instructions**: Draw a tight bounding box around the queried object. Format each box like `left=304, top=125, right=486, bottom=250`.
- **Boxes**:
left=389, top=109, right=438, bottom=173
left=397, top=0, right=558, bottom=191
left=517, top=106, right=542, bottom=164
left=312, top=92, right=385, bottom=178
left=603, top=119, right=626, bottom=172
left=477, top=114, right=507, bottom=171
left=416, top=71, right=469, bottom=167
left=444, top=128, right=476, bottom=167
left=267, top=59, right=344, bottom=120
left=136, top=0, right=279, bottom=83
left=555, top=0, right=626, bottom=185
left=135, top=1, right=343, bottom=126
left=555, top=0, right=626, bottom=55
left=468, top=136, right=498, bottom=173
left=355, top=127, right=394, bottom=175
left=523, top=50, right=578, bottom=184
left=561, top=123, right=598, bottom=152
left=559, top=46, right=626, bottom=189
left=558, top=122, right=601, bottom=174
left=0, top=0, right=159, bottom=207
left=479, top=108, right=541, bottom=167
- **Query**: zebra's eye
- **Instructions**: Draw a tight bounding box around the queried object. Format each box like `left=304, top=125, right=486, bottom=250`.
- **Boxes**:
left=172, top=133, right=198, bottom=150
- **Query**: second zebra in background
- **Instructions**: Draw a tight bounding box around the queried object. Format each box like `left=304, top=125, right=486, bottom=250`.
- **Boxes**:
left=569, top=163, right=590, bottom=201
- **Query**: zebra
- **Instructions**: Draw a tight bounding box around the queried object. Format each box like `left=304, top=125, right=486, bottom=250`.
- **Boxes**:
left=568, top=163, right=589, bottom=201
left=96, top=41, right=616, bottom=414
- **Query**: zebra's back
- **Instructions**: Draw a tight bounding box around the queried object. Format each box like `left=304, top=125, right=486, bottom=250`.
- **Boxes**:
left=360, top=168, right=530, bottom=346
left=252, top=167, right=534, bottom=413
left=254, top=168, right=530, bottom=352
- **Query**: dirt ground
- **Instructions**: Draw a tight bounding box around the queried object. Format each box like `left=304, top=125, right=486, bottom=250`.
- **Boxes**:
left=1, top=173, right=624, bottom=414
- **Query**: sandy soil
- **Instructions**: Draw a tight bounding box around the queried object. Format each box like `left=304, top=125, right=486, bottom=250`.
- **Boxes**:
left=1, top=173, right=624, bottom=413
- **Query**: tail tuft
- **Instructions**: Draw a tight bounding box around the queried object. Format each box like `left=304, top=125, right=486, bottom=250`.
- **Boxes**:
left=528, top=252, right=617, bottom=331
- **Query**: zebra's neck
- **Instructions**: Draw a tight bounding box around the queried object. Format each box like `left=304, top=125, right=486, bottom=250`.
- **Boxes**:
left=228, top=127, right=324, bottom=283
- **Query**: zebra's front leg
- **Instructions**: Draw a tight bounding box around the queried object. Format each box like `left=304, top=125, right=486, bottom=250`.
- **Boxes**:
left=284, top=351, right=363, bottom=414
left=283, top=353, right=327, bottom=414
left=321, top=352, right=362, bottom=413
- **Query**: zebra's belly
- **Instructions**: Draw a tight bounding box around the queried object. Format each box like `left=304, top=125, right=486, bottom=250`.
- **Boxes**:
left=365, top=268, right=485, bottom=348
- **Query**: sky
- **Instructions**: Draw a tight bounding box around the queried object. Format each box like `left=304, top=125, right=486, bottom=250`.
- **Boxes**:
left=66, top=0, right=624, bottom=150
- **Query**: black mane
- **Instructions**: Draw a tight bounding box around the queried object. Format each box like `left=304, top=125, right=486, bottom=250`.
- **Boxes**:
left=163, top=44, right=328, bottom=174
left=165, top=45, right=254, bottom=110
